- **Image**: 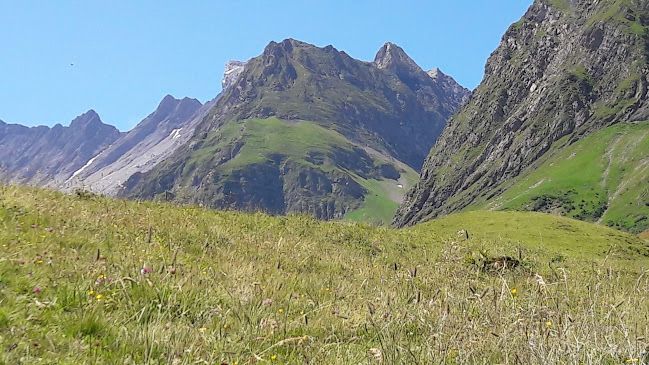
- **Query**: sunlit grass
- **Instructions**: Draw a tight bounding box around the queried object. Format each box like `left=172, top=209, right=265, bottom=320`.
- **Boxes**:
left=0, top=186, right=648, bottom=364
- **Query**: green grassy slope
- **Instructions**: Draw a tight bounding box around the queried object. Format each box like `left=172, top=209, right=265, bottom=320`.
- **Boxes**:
left=1, top=186, right=648, bottom=364
left=134, top=117, right=416, bottom=225
left=473, top=122, right=649, bottom=233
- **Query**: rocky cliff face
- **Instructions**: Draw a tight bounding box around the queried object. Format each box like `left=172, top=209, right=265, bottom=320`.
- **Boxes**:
left=222, top=61, right=247, bottom=90
left=427, top=68, right=471, bottom=107
left=0, top=110, right=121, bottom=186
left=394, top=0, right=649, bottom=228
left=123, top=39, right=469, bottom=222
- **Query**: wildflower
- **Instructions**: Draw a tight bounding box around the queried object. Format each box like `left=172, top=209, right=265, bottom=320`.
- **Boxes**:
left=96, top=294, right=103, bottom=300
left=141, top=267, right=153, bottom=275
left=46, top=228, right=54, bottom=233
left=199, top=327, right=207, bottom=331
left=278, top=308, right=284, bottom=313
left=88, top=290, right=94, bottom=295
left=37, top=260, right=43, bottom=264
left=32, top=286, right=41, bottom=293
left=271, top=355, right=277, bottom=360
left=223, top=324, right=228, bottom=329
left=31, top=224, right=38, bottom=229
left=510, top=288, right=517, bottom=294
left=546, top=321, right=552, bottom=327
left=626, top=360, right=639, bottom=363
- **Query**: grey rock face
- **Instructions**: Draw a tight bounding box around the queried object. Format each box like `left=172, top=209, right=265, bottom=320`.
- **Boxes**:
left=394, top=0, right=649, bottom=227
left=0, top=110, right=121, bottom=186
left=427, top=68, right=472, bottom=106
left=64, top=96, right=203, bottom=194
left=222, top=61, right=247, bottom=90
left=64, top=61, right=248, bottom=195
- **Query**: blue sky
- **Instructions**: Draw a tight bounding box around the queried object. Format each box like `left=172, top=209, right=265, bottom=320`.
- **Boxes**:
left=0, top=1, right=533, bottom=131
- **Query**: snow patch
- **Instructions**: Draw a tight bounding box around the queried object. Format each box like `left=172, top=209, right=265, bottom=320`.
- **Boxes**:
left=71, top=155, right=98, bottom=178
left=169, top=128, right=183, bottom=140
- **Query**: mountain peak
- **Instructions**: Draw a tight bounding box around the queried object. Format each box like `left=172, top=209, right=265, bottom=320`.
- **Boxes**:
left=69, top=109, right=102, bottom=129
left=373, top=42, right=419, bottom=71
left=427, top=67, right=443, bottom=79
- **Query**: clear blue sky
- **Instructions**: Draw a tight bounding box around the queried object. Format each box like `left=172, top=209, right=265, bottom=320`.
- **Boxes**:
left=0, top=1, right=532, bottom=131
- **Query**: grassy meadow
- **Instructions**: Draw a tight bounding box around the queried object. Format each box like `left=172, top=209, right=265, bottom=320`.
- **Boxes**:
left=1, top=186, right=648, bottom=364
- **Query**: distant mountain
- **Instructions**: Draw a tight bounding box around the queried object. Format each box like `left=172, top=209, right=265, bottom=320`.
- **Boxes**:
left=122, top=39, right=469, bottom=223
left=64, top=61, right=249, bottom=195
left=394, top=0, right=649, bottom=233
left=0, top=110, right=121, bottom=186
left=64, top=96, right=203, bottom=194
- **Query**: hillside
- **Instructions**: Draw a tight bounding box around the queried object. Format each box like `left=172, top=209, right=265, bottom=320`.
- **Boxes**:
left=472, top=121, right=649, bottom=233
left=0, top=186, right=648, bottom=363
left=123, top=39, right=469, bottom=223
left=395, top=0, right=649, bottom=230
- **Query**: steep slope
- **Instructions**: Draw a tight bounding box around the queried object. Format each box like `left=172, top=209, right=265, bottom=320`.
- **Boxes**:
left=474, top=122, right=649, bottom=233
left=65, top=61, right=247, bottom=195
left=0, top=111, right=121, bottom=186
left=395, top=0, right=649, bottom=229
left=123, top=39, right=467, bottom=222
left=64, top=96, right=202, bottom=194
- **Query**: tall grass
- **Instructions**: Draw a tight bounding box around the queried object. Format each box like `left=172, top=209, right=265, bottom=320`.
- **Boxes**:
left=0, top=186, right=648, bottom=364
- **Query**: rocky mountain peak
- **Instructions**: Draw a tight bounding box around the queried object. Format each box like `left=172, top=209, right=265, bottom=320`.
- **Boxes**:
left=427, top=68, right=472, bottom=105
left=222, top=60, right=247, bottom=90
left=69, top=109, right=103, bottom=129
left=373, top=42, right=420, bottom=71
left=150, top=95, right=202, bottom=125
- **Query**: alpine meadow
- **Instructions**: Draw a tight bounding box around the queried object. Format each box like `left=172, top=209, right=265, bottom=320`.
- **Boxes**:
left=1, top=0, right=649, bottom=364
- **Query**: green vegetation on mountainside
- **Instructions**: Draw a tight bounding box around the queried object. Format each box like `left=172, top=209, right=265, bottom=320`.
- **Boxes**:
left=128, top=118, right=416, bottom=225
left=474, top=122, right=649, bottom=233
left=1, top=186, right=648, bottom=364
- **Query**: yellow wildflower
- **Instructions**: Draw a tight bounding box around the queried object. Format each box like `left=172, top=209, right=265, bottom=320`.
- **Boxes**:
left=199, top=327, right=207, bottom=331
left=546, top=321, right=552, bottom=326
left=510, top=288, right=517, bottom=294
left=271, top=355, right=277, bottom=360
left=278, top=308, right=284, bottom=313
left=88, top=290, right=94, bottom=295
left=96, top=294, right=103, bottom=300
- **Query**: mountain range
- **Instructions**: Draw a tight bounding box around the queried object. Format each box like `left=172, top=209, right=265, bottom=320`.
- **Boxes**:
left=0, top=41, right=468, bottom=224
left=2, top=0, right=648, bottom=234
